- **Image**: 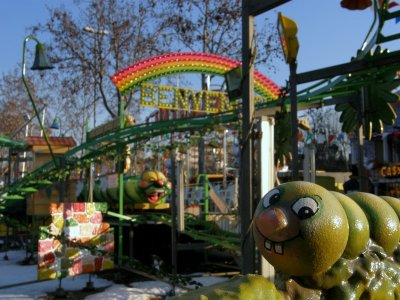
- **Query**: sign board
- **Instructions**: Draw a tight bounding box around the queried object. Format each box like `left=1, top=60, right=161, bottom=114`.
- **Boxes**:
left=86, top=118, right=120, bottom=140
left=380, top=164, right=400, bottom=178
left=140, top=83, right=235, bottom=113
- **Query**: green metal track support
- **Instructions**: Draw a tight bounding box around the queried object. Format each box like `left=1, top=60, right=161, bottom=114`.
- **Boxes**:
left=0, top=135, right=26, bottom=149
left=196, top=174, right=210, bottom=221
left=0, top=111, right=238, bottom=199
left=118, top=99, right=125, bottom=268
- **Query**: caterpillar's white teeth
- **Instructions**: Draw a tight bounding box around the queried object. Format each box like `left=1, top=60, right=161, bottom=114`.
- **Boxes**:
left=264, top=240, right=272, bottom=251
left=274, top=243, right=283, bottom=254
left=264, top=239, right=284, bottom=255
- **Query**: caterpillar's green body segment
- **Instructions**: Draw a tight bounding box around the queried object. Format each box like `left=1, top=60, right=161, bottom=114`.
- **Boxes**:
left=347, top=191, right=400, bottom=254
left=331, top=191, right=370, bottom=259
left=380, top=195, right=400, bottom=220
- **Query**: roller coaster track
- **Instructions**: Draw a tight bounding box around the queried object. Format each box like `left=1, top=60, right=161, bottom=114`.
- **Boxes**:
left=0, top=135, right=26, bottom=149
left=1, top=0, right=400, bottom=205
left=0, top=111, right=239, bottom=200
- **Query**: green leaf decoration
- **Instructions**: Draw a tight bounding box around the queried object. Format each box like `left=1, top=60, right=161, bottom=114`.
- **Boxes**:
left=274, top=108, right=292, bottom=165
left=335, top=46, right=399, bottom=140
left=2, top=194, right=25, bottom=200
left=16, top=187, right=38, bottom=193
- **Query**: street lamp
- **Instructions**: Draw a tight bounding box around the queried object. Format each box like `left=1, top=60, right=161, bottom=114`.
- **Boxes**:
left=83, top=26, right=109, bottom=129
left=22, top=35, right=57, bottom=166
left=50, top=117, right=62, bottom=136
left=225, top=66, right=242, bottom=102
left=277, top=13, right=300, bottom=180
left=21, top=114, right=30, bottom=177
left=277, top=12, right=299, bottom=65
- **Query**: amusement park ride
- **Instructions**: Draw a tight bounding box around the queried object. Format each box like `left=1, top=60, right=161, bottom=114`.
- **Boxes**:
left=1, top=0, right=400, bottom=298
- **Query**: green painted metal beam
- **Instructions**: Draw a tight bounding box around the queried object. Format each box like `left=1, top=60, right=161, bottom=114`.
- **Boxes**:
left=295, top=50, right=400, bottom=85
left=0, top=135, right=26, bottom=149
left=107, top=211, right=138, bottom=222
left=0, top=111, right=238, bottom=206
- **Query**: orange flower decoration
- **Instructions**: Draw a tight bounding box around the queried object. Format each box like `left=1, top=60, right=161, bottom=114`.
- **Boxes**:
left=341, top=0, right=372, bottom=10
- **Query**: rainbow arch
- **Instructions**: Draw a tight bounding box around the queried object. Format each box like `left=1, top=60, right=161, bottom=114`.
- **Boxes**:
left=111, top=52, right=281, bottom=101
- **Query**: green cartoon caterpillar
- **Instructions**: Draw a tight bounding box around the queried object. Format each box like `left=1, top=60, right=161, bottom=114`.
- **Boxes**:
left=92, top=170, right=172, bottom=207
left=253, top=181, right=400, bottom=299
left=172, top=181, right=400, bottom=299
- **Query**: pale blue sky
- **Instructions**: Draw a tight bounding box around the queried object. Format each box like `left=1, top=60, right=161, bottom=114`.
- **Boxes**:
left=0, top=0, right=399, bottom=88
left=0, top=0, right=58, bottom=73
left=270, top=1, right=399, bottom=86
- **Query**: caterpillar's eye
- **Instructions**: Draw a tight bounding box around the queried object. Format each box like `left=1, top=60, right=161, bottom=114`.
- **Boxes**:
left=291, top=197, right=319, bottom=219
left=262, top=189, right=280, bottom=208
left=139, top=181, right=149, bottom=188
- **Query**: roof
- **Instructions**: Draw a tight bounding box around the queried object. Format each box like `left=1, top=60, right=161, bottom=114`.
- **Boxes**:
left=26, top=136, right=76, bottom=154
left=26, top=136, right=76, bottom=147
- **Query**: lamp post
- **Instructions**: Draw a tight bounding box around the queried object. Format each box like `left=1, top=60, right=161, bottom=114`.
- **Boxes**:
left=277, top=12, right=299, bottom=180
left=22, top=35, right=57, bottom=166
left=83, top=26, right=109, bottom=129
left=240, top=2, right=256, bottom=275
left=50, top=117, right=62, bottom=136
left=21, top=114, right=30, bottom=177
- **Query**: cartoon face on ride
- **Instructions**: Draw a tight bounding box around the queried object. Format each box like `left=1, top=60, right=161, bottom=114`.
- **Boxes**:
left=137, top=170, right=172, bottom=204
left=252, top=181, right=349, bottom=276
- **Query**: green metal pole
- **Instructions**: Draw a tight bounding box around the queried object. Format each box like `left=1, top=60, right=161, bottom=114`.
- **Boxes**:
left=290, top=61, right=299, bottom=180
left=240, top=1, right=256, bottom=274
left=118, top=98, right=125, bottom=267
left=22, top=35, right=57, bottom=167
left=170, top=139, right=177, bottom=296
left=358, top=88, right=368, bottom=192
left=203, top=175, right=209, bottom=221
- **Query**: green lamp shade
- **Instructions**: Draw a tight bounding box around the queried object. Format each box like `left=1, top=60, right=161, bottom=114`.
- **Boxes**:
left=50, top=117, right=61, bottom=130
left=31, top=43, right=54, bottom=70
left=277, top=12, right=299, bottom=64
left=225, top=66, right=242, bottom=102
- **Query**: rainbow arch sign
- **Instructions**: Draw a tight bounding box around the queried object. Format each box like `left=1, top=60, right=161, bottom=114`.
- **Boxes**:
left=111, top=52, right=281, bottom=102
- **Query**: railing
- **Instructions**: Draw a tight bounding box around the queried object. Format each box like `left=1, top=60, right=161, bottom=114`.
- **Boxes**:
left=183, top=175, right=239, bottom=233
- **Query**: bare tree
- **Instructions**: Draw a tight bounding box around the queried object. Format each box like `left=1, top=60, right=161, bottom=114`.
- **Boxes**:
left=161, top=0, right=282, bottom=173
left=162, top=0, right=282, bottom=73
left=0, top=68, right=49, bottom=139
left=17, top=0, right=282, bottom=144
left=30, top=0, right=170, bottom=140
